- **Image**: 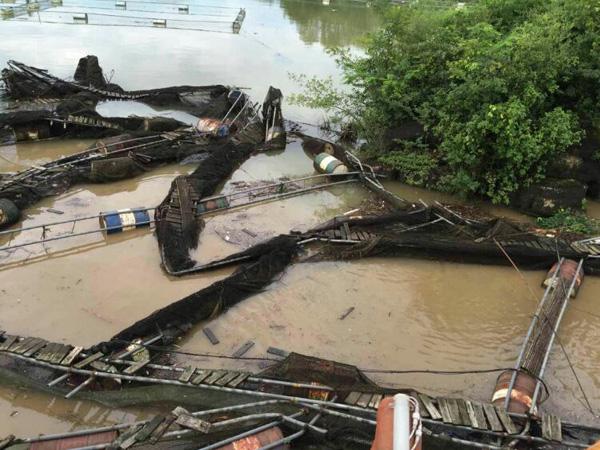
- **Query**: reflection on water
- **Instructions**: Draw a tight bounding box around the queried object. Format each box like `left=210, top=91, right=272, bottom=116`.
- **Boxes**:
left=280, top=0, right=380, bottom=47
left=96, top=100, right=199, bottom=126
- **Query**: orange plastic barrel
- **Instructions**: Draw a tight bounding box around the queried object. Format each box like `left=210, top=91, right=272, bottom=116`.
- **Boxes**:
left=215, top=427, right=288, bottom=450
left=586, top=441, right=600, bottom=449
left=95, top=134, right=133, bottom=154
left=371, top=396, right=422, bottom=450
left=492, top=370, right=537, bottom=414
left=543, top=259, right=584, bottom=297
left=371, top=397, right=395, bottom=450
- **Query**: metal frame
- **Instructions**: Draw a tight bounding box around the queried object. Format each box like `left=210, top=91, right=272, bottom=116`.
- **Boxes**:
left=503, top=258, right=564, bottom=410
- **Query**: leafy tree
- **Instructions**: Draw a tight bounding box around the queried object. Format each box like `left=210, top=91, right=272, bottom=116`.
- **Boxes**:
left=294, top=0, right=600, bottom=204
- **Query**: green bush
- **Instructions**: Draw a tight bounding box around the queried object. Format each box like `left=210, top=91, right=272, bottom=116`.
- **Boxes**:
left=537, top=209, right=600, bottom=235
left=377, top=140, right=438, bottom=186
left=295, top=0, right=600, bottom=204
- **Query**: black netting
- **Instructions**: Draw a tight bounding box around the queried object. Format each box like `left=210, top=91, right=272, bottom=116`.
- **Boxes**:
left=107, top=235, right=299, bottom=345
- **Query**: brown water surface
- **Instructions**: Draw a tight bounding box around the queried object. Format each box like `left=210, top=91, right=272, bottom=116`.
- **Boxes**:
left=1, top=0, right=600, bottom=440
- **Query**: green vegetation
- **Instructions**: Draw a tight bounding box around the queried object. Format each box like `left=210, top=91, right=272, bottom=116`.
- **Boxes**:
left=537, top=209, right=600, bottom=235
left=292, top=0, right=600, bottom=204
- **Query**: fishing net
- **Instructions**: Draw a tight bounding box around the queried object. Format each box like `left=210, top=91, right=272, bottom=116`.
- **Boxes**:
left=154, top=140, right=257, bottom=273
left=308, top=206, right=600, bottom=273
left=107, top=235, right=299, bottom=345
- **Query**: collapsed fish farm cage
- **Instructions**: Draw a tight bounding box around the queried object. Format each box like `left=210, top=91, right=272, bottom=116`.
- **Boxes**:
left=1, top=0, right=246, bottom=33
left=3, top=56, right=600, bottom=449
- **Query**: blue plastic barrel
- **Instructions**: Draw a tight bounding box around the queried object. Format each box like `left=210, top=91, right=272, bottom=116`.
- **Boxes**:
left=100, top=207, right=151, bottom=234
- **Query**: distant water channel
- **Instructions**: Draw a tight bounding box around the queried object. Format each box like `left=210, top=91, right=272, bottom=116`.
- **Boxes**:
left=1, top=0, right=600, bottom=439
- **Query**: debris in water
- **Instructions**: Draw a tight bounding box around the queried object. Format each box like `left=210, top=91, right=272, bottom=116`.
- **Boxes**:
left=202, top=327, right=219, bottom=345
left=339, top=306, right=355, bottom=320
left=232, top=340, right=254, bottom=358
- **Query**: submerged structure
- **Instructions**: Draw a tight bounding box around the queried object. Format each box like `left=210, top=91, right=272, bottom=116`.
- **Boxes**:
left=1, top=57, right=600, bottom=449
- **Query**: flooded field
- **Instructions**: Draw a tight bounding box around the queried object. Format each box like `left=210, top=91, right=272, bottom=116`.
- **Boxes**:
left=1, top=0, right=599, bottom=442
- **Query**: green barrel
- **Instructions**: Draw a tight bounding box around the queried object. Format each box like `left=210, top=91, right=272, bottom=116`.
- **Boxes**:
left=314, top=152, right=349, bottom=175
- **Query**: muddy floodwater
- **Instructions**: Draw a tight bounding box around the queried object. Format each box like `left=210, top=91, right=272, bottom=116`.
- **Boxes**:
left=1, top=0, right=600, bottom=440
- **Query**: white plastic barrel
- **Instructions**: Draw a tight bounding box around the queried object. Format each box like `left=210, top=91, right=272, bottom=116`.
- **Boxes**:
left=393, top=394, right=411, bottom=450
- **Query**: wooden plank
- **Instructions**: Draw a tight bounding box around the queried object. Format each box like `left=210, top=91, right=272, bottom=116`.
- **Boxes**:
left=60, top=346, right=83, bottom=366
left=418, top=394, right=442, bottom=420
left=344, top=391, right=362, bottom=405
left=176, top=178, right=194, bottom=228
left=483, top=404, right=503, bottom=432
left=447, top=398, right=462, bottom=425
left=178, top=366, right=195, bottom=383
left=495, top=406, right=517, bottom=434
left=10, top=337, right=36, bottom=354
left=343, top=222, right=351, bottom=240
left=228, top=372, right=249, bottom=388
left=455, top=398, right=470, bottom=426
left=266, top=347, right=289, bottom=358
left=149, top=415, right=176, bottom=444
left=202, top=327, right=219, bottom=345
left=466, top=401, right=488, bottom=430
left=48, top=345, right=72, bottom=364
left=232, top=340, right=254, bottom=358
left=368, top=394, right=383, bottom=410
left=131, top=415, right=165, bottom=444
left=204, top=370, right=227, bottom=385
left=123, top=359, right=150, bottom=375
left=191, top=369, right=211, bottom=385
left=215, top=371, right=240, bottom=387
left=373, top=395, right=383, bottom=410
left=36, top=343, right=59, bottom=361
left=0, top=335, right=18, bottom=351
left=23, top=340, right=47, bottom=358
left=339, top=225, right=348, bottom=240
left=356, top=393, right=373, bottom=408
left=114, top=425, right=144, bottom=450
left=90, top=360, right=117, bottom=373
left=542, top=414, right=562, bottom=442
left=416, top=395, right=430, bottom=418
left=173, top=407, right=211, bottom=433
left=437, top=398, right=452, bottom=423
left=74, top=351, right=104, bottom=369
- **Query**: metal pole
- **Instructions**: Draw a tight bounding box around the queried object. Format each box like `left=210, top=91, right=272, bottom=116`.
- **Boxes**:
left=65, top=375, right=95, bottom=398
left=5, top=352, right=376, bottom=415
left=196, top=179, right=359, bottom=218
left=221, top=90, right=244, bottom=122
left=23, top=400, right=287, bottom=443
left=200, top=172, right=360, bottom=202
left=0, top=208, right=156, bottom=237
left=0, top=220, right=155, bottom=251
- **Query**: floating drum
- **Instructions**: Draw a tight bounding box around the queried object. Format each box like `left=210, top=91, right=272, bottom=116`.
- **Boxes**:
left=196, top=118, right=229, bottom=137
left=0, top=199, right=20, bottom=228
left=90, top=156, right=143, bottom=182
left=491, top=370, right=537, bottom=414
left=197, top=196, right=229, bottom=214
left=214, top=427, right=288, bottom=450
left=314, top=152, right=348, bottom=175
left=543, top=259, right=584, bottom=297
left=94, top=134, right=133, bottom=154
left=100, top=208, right=150, bottom=234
